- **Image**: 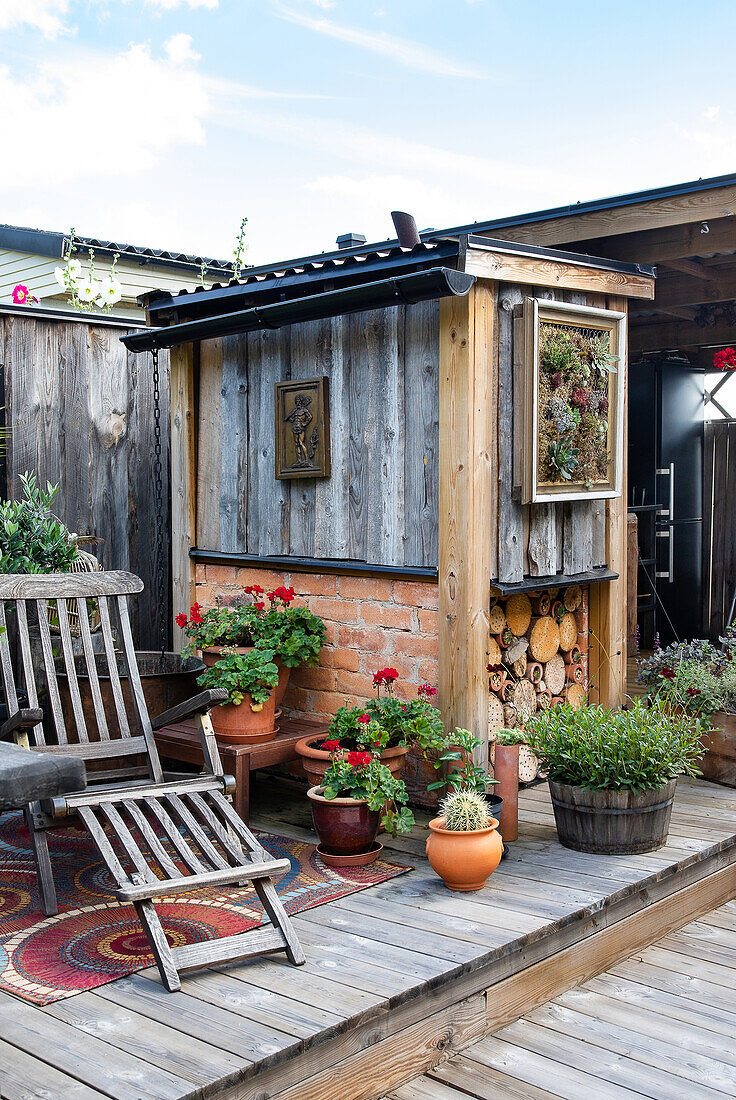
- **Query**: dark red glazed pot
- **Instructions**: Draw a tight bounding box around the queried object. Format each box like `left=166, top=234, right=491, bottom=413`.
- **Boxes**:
left=307, top=786, right=380, bottom=855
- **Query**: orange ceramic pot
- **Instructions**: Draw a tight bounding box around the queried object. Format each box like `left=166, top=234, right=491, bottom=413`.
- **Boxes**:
left=426, top=816, right=504, bottom=892
left=209, top=691, right=276, bottom=744
left=274, top=663, right=291, bottom=707
left=295, top=735, right=409, bottom=788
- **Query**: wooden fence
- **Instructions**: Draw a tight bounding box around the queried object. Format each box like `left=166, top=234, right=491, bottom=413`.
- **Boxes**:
left=703, top=418, right=736, bottom=639
left=0, top=313, right=170, bottom=648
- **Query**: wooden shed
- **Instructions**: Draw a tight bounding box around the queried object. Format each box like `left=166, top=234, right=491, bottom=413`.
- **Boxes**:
left=124, top=233, right=654, bottom=774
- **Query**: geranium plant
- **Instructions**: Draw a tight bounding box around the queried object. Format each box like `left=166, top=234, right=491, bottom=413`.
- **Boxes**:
left=324, top=675, right=446, bottom=755
left=197, top=647, right=278, bottom=707
left=177, top=602, right=265, bottom=653
left=258, top=586, right=325, bottom=668
left=713, top=348, right=736, bottom=371
left=321, top=751, right=415, bottom=834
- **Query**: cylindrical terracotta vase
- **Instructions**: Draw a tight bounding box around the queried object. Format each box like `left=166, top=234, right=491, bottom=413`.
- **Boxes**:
left=492, top=742, right=519, bottom=842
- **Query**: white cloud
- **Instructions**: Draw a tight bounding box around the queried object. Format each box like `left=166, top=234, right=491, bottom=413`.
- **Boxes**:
left=0, top=0, right=71, bottom=37
left=145, top=0, right=218, bottom=8
left=0, top=42, right=210, bottom=191
left=703, top=105, right=720, bottom=120
left=270, top=2, right=488, bottom=79
left=164, top=32, right=200, bottom=64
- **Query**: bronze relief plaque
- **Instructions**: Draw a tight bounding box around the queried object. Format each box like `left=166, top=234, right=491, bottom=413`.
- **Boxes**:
left=275, top=377, right=331, bottom=480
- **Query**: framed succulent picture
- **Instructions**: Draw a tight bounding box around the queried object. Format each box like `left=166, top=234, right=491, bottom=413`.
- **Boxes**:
left=520, top=297, right=626, bottom=503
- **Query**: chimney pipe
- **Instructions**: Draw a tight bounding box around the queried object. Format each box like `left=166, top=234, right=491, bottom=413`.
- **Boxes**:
left=391, top=211, right=421, bottom=248
left=336, top=232, right=367, bottom=250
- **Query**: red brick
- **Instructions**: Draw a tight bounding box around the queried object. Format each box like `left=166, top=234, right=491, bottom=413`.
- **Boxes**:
left=360, top=603, right=415, bottom=630
left=320, top=647, right=360, bottom=672
left=361, top=654, right=417, bottom=683
left=392, top=633, right=439, bottom=659
left=194, top=584, right=213, bottom=608
left=282, top=686, right=311, bottom=713
left=338, top=575, right=393, bottom=602
left=417, top=659, right=439, bottom=683
left=293, top=666, right=337, bottom=691
left=195, top=563, right=206, bottom=584
left=333, top=670, right=378, bottom=699
left=338, top=625, right=388, bottom=652
left=234, top=567, right=288, bottom=591
left=313, top=691, right=355, bottom=716
left=418, top=609, right=439, bottom=635
left=206, top=564, right=237, bottom=586
left=393, top=581, right=439, bottom=609
left=322, top=621, right=338, bottom=645
left=309, top=597, right=358, bottom=623
left=294, top=573, right=337, bottom=597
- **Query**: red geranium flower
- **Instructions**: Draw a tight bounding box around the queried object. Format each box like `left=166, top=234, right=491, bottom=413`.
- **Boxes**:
left=418, top=683, right=437, bottom=697
left=254, top=601, right=265, bottom=611
left=373, top=667, right=399, bottom=686
left=357, top=713, right=370, bottom=724
left=714, top=347, right=736, bottom=371
left=175, top=613, right=188, bottom=629
left=346, top=750, right=372, bottom=767
left=321, top=740, right=341, bottom=752
left=189, top=603, right=203, bottom=625
left=686, top=687, right=701, bottom=697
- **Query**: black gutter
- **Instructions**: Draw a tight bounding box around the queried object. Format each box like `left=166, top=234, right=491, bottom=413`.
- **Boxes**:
left=143, top=239, right=460, bottom=321
left=190, top=549, right=438, bottom=582
left=122, top=267, right=475, bottom=353
left=0, top=304, right=143, bottom=329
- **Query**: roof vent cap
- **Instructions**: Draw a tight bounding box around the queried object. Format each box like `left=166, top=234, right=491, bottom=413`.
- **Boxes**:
left=391, top=211, right=421, bottom=248
left=336, top=233, right=367, bottom=250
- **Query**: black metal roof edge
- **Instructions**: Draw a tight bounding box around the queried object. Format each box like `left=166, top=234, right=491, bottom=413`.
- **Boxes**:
left=0, top=303, right=144, bottom=329
left=434, top=169, right=736, bottom=239
left=190, top=548, right=439, bottom=581
left=0, top=223, right=234, bottom=276
left=143, top=239, right=461, bottom=318
left=493, top=566, right=618, bottom=595
left=465, top=235, right=657, bottom=279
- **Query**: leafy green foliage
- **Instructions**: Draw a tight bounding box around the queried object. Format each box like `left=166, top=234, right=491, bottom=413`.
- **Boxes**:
left=197, top=647, right=278, bottom=706
left=494, top=728, right=528, bottom=746
left=439, top=790, right=492, bottom=831
left=0, top=473, right=79, bottom=574
left=326, top=694, right=446, bottom=754
left=525, top=699, right=706, bottom=792
left=321, top=755, right=415, bottom=835
left=637, top=631, right=736, bottom=716
left=546, top=436, right=579, bottom=480
left=540, top=327, right=579, bottom=374
left=260, top=605, right=325, bottom=668
left=428, top=728, right=496, bottom=796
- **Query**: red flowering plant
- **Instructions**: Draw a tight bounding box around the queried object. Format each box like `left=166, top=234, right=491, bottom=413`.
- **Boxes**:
left=176, top=600, right=266, bottom=655
left=637, top=627, right=736, bottom=718
left=324, top=674, right=447, bottom=758
left=259, top=586, right=326, bottom=670
left=714, top=348, right=736, bottom=371
left=321, top=749, right=415, bottom=834
left=12, top=284, right=38, bottom=306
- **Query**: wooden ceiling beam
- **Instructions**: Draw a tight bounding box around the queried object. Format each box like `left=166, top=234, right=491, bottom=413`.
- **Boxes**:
left=556, top=216, right=736, bottom=264
left=630, top=316, right=736, bottom=352
left=663, top=258, right=714, bottom=280
left=653, top=270, right=736, bottom=309
left=486, top=185, right=736, bottom=247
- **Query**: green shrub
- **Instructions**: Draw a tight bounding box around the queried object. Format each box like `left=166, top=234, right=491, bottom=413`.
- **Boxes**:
left=525, top=699, right=706, bottom=792
left=0, top=473, right=78, bottom=574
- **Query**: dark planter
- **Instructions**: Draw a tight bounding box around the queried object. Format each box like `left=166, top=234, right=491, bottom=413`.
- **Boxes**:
left=307, top=786, right=380, bottom=856
left=699, top=711, right=736, bottom=788
left=548, top=779, right=677, bottom=855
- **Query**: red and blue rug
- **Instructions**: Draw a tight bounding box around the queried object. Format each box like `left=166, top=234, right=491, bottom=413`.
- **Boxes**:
left=0, top=812, right=410, bottom=1005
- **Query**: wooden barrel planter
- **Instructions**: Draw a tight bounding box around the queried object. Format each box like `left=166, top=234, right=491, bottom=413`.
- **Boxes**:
left=699, top=712, right=736, bottom=788
left=548, top=779, right=677, bottom=854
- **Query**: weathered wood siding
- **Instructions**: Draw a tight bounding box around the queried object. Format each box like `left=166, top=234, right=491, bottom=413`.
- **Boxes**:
left=1, top=314, right=170, bottom=648
left=196, top=302, right=441, bottom=568
left=496, top=283, right=608, bottom=584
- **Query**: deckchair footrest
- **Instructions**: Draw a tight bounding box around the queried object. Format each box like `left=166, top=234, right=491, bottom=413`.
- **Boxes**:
left=116, top=857, right=292, bottom=902
left=172, top=926, right=289, bottom=974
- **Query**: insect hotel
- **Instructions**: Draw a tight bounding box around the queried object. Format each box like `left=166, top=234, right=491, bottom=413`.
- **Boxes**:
left=124, top=225, right=655, bottom=787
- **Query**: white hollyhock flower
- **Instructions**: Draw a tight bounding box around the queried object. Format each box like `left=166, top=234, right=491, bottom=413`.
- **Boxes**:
left=55, top=259, right=82, bottom=289
left=67, top=259, right=82, bottom=279
left=97, top=277, right=122, bottom=307
left=77, top=280, right=99, bottom=304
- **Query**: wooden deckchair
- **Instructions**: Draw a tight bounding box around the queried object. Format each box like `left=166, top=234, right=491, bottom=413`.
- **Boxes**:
left=0, top=571, right=305, bottom=990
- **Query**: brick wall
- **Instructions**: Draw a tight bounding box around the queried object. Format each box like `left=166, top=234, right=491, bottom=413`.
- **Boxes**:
left=195, top=563, right=441, bottom=805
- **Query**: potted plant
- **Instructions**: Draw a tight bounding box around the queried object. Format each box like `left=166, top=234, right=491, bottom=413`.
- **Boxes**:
left=426, top=787, right=504, bottom=892
left=196, top=647, right=279, bottom=743
left=256, top=585, right=326, bottom=705
left=296, top=675, right=446, bottom=786
left=177, top=601, right=263, bottom=663
left=526, top=699, right=707, bottom=854
left=638, top=630, right=736, bottom=788
left=308, top=749, right=414, bottom=867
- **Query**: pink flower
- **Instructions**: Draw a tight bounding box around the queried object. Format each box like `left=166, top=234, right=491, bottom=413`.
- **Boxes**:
left=418, top=683, right=437, bottom=697
left=12, top=284, right=37, bottom=306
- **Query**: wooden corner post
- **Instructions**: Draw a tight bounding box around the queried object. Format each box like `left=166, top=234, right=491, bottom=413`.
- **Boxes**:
left=170, top=342, right=197, bottom=652
left=439, top=284, right=496, bottom=765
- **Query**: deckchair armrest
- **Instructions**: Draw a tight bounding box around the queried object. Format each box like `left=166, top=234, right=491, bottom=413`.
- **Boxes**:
left=0, top=708, right=44, bottom=742
left=150, top=689, right=228, bottom=731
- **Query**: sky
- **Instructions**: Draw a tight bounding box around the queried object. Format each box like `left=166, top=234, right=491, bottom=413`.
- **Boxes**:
left=1, top=0, right=735, bottom=267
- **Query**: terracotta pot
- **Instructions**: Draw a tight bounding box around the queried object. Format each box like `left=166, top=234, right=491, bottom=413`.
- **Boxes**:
left=492, top=743, right=519, bottom=842
left=295, top=735, right=409, bottom=788
left=426, top=816, right=504, bottom=891
left=274, top=663, right=291, bottom=707
left=200, top=645, right=253, bottom=668
left=307, top=786, right=380, bottom=857
left=209, top=690, right=276, bottom=744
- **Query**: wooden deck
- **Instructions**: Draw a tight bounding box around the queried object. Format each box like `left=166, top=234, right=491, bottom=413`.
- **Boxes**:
left=1, top=777, right=735, bottom=1100
left=389, top=897, right=736, bottom=1099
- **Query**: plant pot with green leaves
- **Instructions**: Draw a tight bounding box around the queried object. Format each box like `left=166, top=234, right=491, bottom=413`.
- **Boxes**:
left=296, top=674, right=446, bottom=786
left=526, top=699, right=707, bottom=854
left=177, top=600, right=265, bottom=664
left=308, top=749, right=414, bottom=867
left=256, top=585, right=326, bottom=705
left=196, top=647, right=279, bottom=744
left=426, top=728, right=504, bottom=890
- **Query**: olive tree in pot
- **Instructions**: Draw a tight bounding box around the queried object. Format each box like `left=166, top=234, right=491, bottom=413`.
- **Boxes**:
left=526, top=699, right=707, bottom=855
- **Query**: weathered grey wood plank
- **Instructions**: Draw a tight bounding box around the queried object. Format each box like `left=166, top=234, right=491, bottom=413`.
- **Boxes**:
left=246, top=327, right=289, bottom=554
left=497, top=286, right=524, bottom=583
left=220, top=332, right=249, bottom=552
left=196, top=336, right=223, bottom=550
left=314, top=315, right=350, bottom=558
left=404, top=300, right=440, bottom=567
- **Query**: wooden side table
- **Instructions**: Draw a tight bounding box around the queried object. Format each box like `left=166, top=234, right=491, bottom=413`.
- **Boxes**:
left=154, top=715, right=328, bottom=823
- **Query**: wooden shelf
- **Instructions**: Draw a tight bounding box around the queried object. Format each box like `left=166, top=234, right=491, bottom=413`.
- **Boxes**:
left=492, top=566, right=618, bottom=596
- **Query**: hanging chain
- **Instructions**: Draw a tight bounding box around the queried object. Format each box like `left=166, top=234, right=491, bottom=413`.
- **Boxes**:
left=151, top=348, right=167, bottom=656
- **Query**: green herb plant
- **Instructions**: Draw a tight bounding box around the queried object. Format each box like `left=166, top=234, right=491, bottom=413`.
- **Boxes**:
left=197, top=647, right=278, bottom=707
left=525, top=699, right=706, bottom=792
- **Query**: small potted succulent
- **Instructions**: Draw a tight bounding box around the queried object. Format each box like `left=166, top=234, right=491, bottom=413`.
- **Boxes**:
left=296, top=674, right=445, bottom=785
left=196, top=647, right=279, bottom=743
left=308, top=749, right=414, bottom=867
left=526, top=699, right=707, bottom=854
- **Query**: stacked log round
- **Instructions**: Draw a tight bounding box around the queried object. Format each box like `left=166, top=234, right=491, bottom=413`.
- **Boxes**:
left=532, top=593, right=551, bottom=616
left=529, top=616, right=560, bottom=663
left=558, top=612, right=578, bottom=652
left=487, top=635, right=502, bottom=665
left=566, top=683, right=586, bottom=709
left=513, top=678, right=537, bottom=722
left=543, top=652, right=566, bottom=696
left=503, top=703, right=518, bottom=727
left=575, top=605, right=589, bottom=654
left=563, top=585, right=582, bottom=612
left=526, top=661, right=543, bottom=684
left=488, top=604, right=506, bottom=636
left=512, top=653, right=528, bottom=678
left=488, top=693, right=504, bottom=735
left=518, top=743, right=539, bottom=784
left=506, top=593, right=532, bottom=637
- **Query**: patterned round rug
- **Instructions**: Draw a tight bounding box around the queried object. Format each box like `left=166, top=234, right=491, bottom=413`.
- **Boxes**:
left=0, top=813, right=409, bottom=1004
